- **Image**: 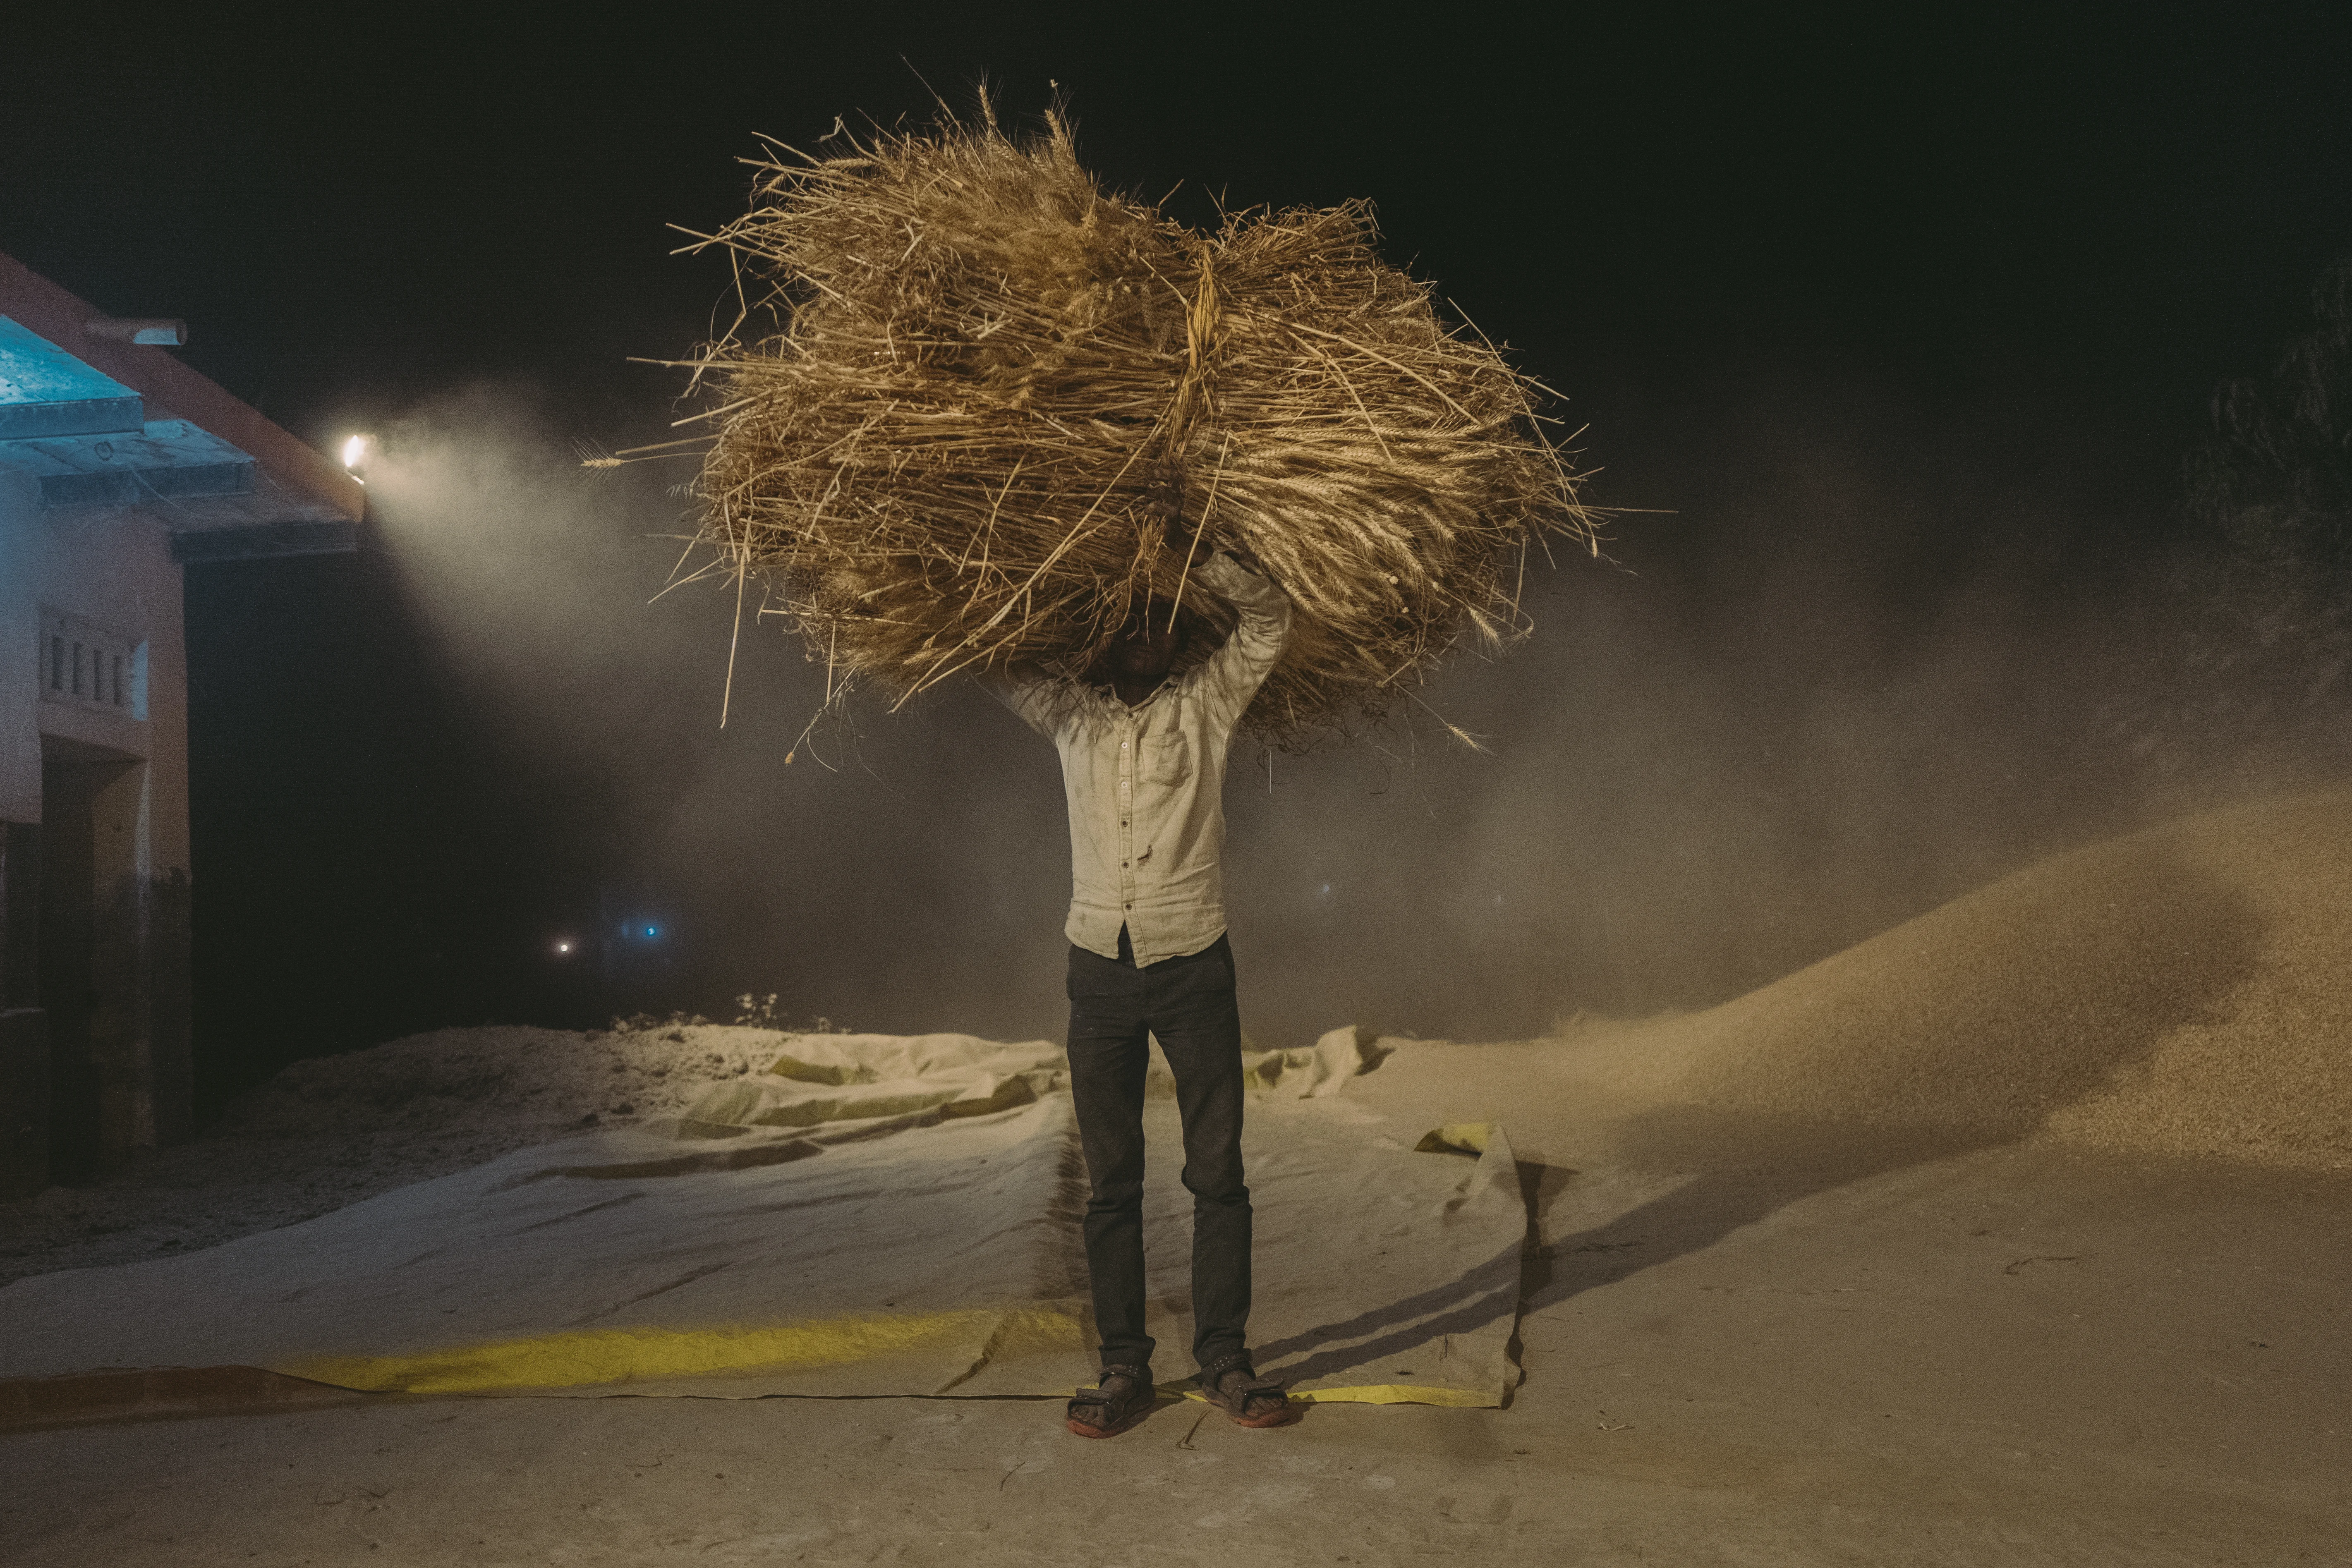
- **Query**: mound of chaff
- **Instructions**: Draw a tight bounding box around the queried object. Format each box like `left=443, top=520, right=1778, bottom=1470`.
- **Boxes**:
left=677, top=105, right=1595, bottom=742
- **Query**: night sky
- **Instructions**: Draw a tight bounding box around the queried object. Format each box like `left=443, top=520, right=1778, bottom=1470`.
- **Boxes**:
left=7, top=6, right=2351, bottom=1115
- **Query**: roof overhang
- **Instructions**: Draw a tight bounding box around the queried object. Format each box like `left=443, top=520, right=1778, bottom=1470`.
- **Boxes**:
left=0, top=252, right=364, bottom=561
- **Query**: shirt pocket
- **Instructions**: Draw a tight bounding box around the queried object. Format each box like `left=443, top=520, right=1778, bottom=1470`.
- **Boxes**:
left=1139, top=730, right=1191, bottom=788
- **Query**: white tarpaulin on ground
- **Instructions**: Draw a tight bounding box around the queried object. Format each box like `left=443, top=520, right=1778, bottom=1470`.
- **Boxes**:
left=0, top=1032, right=1524, bottom=1406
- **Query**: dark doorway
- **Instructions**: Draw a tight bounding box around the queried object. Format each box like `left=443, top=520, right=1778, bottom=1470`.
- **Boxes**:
left=39, top=735, right=143, bottom=1185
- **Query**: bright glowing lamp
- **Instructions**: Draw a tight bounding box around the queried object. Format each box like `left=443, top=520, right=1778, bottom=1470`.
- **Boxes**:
left=341, top=435, right=370, bottom=472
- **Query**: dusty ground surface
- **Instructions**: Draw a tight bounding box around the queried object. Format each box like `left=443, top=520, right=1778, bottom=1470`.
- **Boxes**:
left=5, top=791, right=2350, bottom=1563
left=4, top=1041, right=2347, bottom=1566
left=0, top=1024, right=804, bottom=1286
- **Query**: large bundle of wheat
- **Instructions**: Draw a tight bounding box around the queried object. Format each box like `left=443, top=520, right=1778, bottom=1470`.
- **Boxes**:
left=679, top=106, right=1593, bottom=742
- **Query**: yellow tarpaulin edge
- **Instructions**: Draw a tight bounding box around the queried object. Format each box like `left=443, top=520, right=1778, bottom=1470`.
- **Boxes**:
left=1179, top=1382, right=1498, bottom=1408
left=276, top=1306, right=1084, bottom=1395
left=1412, top=1122, right=1495, bottom=1155
left=271, top=1309, right=1502, bottom=1408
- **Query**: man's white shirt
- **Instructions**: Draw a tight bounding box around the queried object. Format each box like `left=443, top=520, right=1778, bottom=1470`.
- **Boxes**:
left=989, top=553, right=1292, bottom=967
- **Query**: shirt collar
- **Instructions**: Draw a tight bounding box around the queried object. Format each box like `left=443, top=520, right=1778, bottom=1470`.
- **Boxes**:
left=1092, top=677, right=1174, bottom=712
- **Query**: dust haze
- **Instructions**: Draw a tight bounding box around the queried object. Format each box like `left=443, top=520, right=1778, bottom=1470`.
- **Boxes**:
left=350, top=371, right=2350, bottom=1053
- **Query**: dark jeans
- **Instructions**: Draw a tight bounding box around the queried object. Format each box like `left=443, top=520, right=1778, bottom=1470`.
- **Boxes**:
left=1065, top=929, right=1250, bottom=1372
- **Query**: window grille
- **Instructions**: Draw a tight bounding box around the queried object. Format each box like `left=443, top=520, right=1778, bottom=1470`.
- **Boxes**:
left=37, top=607, right=145, bottom=721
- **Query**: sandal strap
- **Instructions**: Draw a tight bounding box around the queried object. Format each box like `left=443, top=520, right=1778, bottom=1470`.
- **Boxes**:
left=1196, top=1353, right=1286, bottom=1414
left=1071, top=1364, right=1151, bottom=1407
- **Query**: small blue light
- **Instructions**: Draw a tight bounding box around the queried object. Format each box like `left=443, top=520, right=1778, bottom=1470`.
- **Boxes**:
left=644, top=926, right=657, bottom=938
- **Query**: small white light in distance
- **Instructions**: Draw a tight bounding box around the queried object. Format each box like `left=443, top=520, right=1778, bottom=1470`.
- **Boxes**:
left=555, top=941, right=572, bottom=955
left=342, top=435, right=368, bottom=469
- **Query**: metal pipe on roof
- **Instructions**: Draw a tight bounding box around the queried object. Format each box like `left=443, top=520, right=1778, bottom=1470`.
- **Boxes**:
left=84, top=316, right=187, bottom=347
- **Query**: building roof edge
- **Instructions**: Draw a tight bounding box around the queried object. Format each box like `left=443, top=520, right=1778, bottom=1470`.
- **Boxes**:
left=0, top=250, right=365, bottom=524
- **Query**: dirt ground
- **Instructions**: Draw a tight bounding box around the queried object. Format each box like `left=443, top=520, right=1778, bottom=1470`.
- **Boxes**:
left=0, top=1024, right=789, bottom=1288
left=7, top=792, right=2351, bottom=1563
left=5, top=1039, right=2347, bottom=1566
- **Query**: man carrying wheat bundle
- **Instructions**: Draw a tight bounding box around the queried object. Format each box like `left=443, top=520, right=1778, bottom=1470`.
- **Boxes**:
left=986, top=478, right=1297, bottom=1436
left=680, top=102, right=1590, bottom=1439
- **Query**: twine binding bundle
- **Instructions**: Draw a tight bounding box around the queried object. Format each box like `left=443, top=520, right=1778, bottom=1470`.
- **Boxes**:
left=671, top=103, right=1596, bottom=745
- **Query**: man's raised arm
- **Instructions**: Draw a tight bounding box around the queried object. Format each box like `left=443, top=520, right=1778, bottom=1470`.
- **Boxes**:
left=977, top=659, right=1066, bottom=739
left=1190, top=551, right=1292, bottom=729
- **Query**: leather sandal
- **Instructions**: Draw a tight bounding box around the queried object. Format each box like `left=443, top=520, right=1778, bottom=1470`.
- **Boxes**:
left=1195, top=1352, right=1297, bottom=1428
left=1066, top=1363, right=1156, bottom=1438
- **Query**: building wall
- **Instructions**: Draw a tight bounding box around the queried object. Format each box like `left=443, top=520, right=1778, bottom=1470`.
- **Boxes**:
left=0, top=467, right=192, bottom=1193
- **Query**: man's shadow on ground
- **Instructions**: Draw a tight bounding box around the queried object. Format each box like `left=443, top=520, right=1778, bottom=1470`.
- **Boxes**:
left=1256, top=842, right=2266, bottom=1395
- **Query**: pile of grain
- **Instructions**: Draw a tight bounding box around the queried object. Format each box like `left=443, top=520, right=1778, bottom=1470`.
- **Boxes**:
left=1554, top=788, right=2352, bottom=1171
